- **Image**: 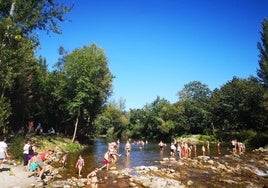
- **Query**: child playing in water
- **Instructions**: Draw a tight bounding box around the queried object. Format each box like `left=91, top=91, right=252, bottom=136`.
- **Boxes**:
left=100, top=150, right=110, bottom=170
left=61, top=153, right=67, bottom=168
left=87, top=168, right=99, bottom=188
left=76, top=155, right=84, bottom=177
left=202, top=145, right=206, bottom=156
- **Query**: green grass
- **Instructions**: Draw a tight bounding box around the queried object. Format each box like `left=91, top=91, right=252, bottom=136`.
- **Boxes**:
left=8, top=135, right=83, bottom=159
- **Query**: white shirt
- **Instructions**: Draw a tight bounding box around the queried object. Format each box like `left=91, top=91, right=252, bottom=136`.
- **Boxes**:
left=171, top=144, right=176, bottom=150
left=23, top=143, right=30, bottom=154
left=0, top=141, right=7, bottom=152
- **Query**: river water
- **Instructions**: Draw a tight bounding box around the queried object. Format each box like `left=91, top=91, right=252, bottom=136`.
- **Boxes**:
left=58, top=138, right=268, bottom=187
left=62, top=138, right=230, bottom=177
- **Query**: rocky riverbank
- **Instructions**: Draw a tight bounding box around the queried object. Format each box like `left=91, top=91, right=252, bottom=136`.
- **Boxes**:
left=2, top=146, right=267, bottom=188
left=49, top=147, right=268, bottom=188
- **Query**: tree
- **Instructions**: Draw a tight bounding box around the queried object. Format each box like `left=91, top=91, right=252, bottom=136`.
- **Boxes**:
left=177, top=81, right=212, bottom=134
left=94, top=102, right=128, bottom=141
left=210, top=77, right=267, bottom=133
left=0, top=0, right=72, bottom=35
left=178, top=81, right=212, bottom=102
left=257, top=19, right=268, bottom=114
left=58, top=44, right=113, bottom=142
left=257, top=18, right=268, bottom=87
left=0, top=0, right=72, bottom=132
left=137, top=97, right=175, bottom=141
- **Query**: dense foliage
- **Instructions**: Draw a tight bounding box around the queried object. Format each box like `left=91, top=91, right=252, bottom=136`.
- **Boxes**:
left=100, top=78, right=268, bottom=146
left=0, top=1, right=267, bottom=146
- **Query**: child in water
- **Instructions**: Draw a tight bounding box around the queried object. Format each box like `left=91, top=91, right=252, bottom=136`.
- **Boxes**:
left=99, top=150, right=110, bottom=170
left=125, top=140, right=131, bottom=156
left=61, top=153, right=67, bottom=168
left=87, top=168, right=99, bottom=188
left=75, top=155, right=84, bottom=177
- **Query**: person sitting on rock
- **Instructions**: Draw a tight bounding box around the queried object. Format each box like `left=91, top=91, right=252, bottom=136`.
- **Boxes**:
left=28, top=153, right=38, bottom=178
left=36, top=150, right=54, bottom=182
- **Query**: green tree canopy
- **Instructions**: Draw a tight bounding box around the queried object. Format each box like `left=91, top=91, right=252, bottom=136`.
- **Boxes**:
left=257, top=18, right=268, bottom=87
left=210, top=77, right=267, bottom=132
left=178, top=81, right=212, bottom=102
left=0, top=0, right=72, bottom=132
left=56, top=43, right=113, bottom=142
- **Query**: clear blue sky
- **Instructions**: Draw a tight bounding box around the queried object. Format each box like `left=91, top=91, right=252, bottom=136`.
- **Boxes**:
left=37, top=0, right=268, bottom=110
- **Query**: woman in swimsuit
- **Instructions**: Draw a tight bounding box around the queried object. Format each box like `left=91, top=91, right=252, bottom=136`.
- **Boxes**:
left=158, top=141, right=165, bottom=151
left=87, top=168, right=99, bottom=188
left=75, top=155, right=84, bottom=177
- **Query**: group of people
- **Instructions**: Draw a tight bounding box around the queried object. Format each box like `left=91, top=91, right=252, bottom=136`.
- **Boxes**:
left=159, top=140, right=200, bottom=158
left=18, top=121, right=56, bottom=137
left=0, top=136, right=55, bottom=184
left=231, top=139, right=246, bottom=155
left=74, top=155, right=99, bottom=188
left=74, top=140, right=122, bottom=188
left=101, top=141, right=122, bottom=170
left=159, top=139, right=246, bottom=159
left=2, top=135, right=248, bottom=188
left=22, top=139, right=54, bottom=184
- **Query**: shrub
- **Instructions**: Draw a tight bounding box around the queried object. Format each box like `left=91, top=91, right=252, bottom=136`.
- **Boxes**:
left=247, top=132, right=268, bottom=148
left=9, top=136, right=25, bottom=159
left=66, top=143, right=82, bottom=151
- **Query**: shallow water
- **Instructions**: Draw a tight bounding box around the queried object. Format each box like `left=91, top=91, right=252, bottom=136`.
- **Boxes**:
left=61, top=138, right=232, bottom=178
left=57, top=138, right=268, bottom=187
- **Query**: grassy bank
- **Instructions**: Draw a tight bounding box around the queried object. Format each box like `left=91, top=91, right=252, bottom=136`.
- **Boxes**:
left=8, top=135, right=84, bottom=160
left=175, top=134, right=218, bottom=144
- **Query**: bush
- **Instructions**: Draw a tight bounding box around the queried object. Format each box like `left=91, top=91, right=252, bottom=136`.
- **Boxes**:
left=66, top=143, right=82, bottom=151
left=247, top=132, right=268, bottom=148
left=8, top=136, right=26, bottom=159
left=216, top=130, right=257, bottom=143
left=239, top=130, right=257, bottom=142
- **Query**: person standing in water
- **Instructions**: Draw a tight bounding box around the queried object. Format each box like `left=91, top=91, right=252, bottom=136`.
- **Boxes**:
left=61, top=153, right=67, bottom=168
left=76, top=155, right=84, bottom=177
left=170, top=142, right=176, bottom=157
left=158, top=141, right=165, bottom=151
left=202, top=145, right=206, bottom=156
left=100, top=150, right=110, bottom=170
left=125, top=140, right=131, bottom=156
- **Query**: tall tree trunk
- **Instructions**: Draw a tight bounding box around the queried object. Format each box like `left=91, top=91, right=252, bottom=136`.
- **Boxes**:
left=10, top=2, right=15, bottom=16
left=211, top=122, right=215, bottom=135
left=71, top=108, right=80, bottom=143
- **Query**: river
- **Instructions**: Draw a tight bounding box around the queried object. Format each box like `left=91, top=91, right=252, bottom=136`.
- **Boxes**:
left=58, top=138, right=268, bottom=187
left=61, top=138, right=230, bottom=177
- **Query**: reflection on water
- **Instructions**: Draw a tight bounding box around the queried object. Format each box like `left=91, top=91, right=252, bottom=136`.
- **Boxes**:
left=62, top=138, right=232, bottom=178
